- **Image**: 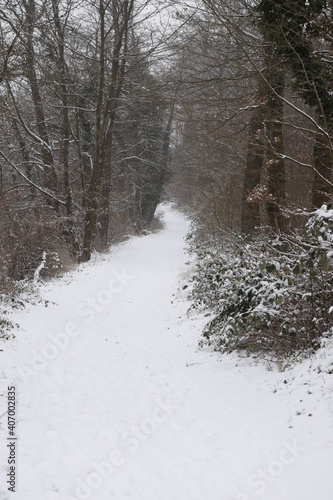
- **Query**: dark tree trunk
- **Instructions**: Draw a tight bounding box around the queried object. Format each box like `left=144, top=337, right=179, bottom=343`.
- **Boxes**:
left=312, top=133, right=332, bottom=209
left=24, top=0, right=59, bottom=211
left=265, top=61, right=287, bottom=232
left=98, top=0, right=133, bottom=248
left=80, top=0, right=106, bottom=262
left=52, top=0, right=80, bottom=257
left=241, top=81, right=266, bottom=234
left=242, top=47, right=287, bottom=235
left=81, top=0, right=134, bottom=260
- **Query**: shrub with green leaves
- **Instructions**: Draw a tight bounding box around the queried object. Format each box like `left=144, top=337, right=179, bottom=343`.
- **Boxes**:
left=189, top=205, right=333, bottom=356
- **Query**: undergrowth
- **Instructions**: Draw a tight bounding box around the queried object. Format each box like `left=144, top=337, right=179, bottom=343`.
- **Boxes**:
left=187, top=205, right=333, bottom=358
left=0, top=279, right=50, bottom=340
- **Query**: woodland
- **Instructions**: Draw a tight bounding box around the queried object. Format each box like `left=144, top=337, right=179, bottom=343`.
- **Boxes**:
left=1, top=0, right=333, bottom=356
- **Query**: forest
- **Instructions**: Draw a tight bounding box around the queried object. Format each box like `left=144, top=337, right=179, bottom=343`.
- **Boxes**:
left=0, top=0, right=333, bottom=357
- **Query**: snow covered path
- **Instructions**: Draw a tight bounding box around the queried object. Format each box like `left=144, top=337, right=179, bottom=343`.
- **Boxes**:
left=1, top=205, right=333, bottom=500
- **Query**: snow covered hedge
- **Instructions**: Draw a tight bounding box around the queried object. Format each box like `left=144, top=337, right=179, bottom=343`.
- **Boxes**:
left=188, top=205, right=333, bottom=356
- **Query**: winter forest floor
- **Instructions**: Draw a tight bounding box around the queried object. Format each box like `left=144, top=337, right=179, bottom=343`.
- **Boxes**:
left=1, top=204, right=333, bottom=500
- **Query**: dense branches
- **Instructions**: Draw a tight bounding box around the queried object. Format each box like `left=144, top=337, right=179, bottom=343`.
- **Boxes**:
left=1, top=0, right=332, bottom=356
left=168, top=0, right=333, bottom=356
left=256, top=0, right=333, bottom=206
left=0, top=0, right=172, bottom=282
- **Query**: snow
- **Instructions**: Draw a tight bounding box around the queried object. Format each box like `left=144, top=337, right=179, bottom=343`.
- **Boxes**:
left=314, top=205, right=333, bottom=221
left=33, top=251, right=47, bottom=286
left=1, top=203, right=333, bottom=500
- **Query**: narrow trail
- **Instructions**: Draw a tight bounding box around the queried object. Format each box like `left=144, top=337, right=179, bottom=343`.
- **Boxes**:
left=1, top=205, right=332, bottom=500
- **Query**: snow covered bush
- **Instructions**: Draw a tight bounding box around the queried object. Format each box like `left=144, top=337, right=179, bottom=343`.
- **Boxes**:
left=0, top=279, right=49, bottom=340
left=0, top=298, right=20, bottom=340
left=188, top=205, right=333, bottom=356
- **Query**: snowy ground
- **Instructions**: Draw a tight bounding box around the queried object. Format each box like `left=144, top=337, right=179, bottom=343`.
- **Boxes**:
left=1, top=204, right=333, bottom=500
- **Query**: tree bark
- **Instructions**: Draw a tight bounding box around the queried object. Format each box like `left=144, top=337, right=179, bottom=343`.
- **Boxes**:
left=241, top=81, right=266, bottom=235
left=24, top=0, right=59, bottom=210
left=98, top=0, right=134, bottom=248
left=312, top=132, right=332, bottom=209
left=265, top=60, right=287, bottom=232
left=51, top=0, right=80, bottom=257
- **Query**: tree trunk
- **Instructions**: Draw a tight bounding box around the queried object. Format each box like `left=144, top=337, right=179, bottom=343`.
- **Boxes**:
left=241, top=80, right=266, bottom=234
left=265, top=61, right=287, bottom=232
left=98, top=0, right=134, bottom=247
left=24, top=0, right=59, bottom=210
left=312, top=132, right=332, bottom=209
left=51, top=0, right=81, bottom=257
left=80, top=0, right=106, bottom=262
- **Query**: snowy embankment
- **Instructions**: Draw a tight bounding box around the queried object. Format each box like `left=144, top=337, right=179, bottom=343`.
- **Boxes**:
left=0, top=204, right=333, bottom=500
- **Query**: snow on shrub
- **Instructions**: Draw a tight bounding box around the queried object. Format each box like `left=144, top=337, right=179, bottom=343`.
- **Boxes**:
left=188, top=205, right=333, bottom=356
left=0, top=279, right=49, bottom=340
